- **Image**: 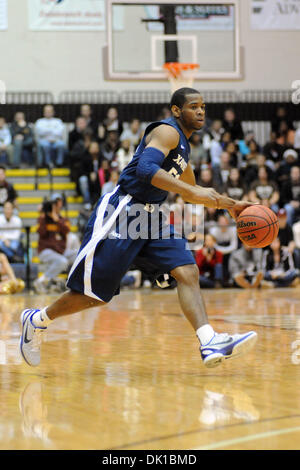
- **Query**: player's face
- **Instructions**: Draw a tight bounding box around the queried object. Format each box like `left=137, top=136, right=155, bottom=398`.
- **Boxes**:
left=178, top=94, right=206, bottom=131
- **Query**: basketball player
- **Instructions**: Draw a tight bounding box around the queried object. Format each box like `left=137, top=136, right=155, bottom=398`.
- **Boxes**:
left=20, top=88, right=257, bottom=368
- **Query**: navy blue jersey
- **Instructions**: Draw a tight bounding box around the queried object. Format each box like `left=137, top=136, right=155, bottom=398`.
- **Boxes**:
left=118, top=117, right=191, bottom=204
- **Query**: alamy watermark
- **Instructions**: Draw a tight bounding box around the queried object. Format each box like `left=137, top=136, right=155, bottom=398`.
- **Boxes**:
left=291, top=340, right=300, bottom=365
left=292, top=80, right=300, bottom=105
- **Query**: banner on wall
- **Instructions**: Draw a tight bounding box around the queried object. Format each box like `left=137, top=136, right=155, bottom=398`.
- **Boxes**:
left=144, top=5, right=235, bottom=31
left=28, top=0, right=123, bottom=31
left=0, top=0, right=7, bottom=30
left=251, top=0, right=300, bottom=30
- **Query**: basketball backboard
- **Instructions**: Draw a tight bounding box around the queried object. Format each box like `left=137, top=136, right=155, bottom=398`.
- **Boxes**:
left=104, top=0, right=242, bottom=81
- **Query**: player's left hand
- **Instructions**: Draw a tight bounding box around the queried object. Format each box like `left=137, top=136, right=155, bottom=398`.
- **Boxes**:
left=228, top=201, right=254, bottom=220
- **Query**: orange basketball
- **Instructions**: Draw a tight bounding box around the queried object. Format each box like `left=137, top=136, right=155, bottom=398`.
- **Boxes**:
left=236, top=205, right=279, bottom=248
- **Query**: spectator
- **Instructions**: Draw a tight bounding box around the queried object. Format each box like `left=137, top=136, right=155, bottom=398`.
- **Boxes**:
left=277, top=208, right=297, bottom=258
left=34, top=200, right=77, bottom=294
left=209, top=213, right=238, bottom=282
left=120, top=118, right=143, bottom=149
left=224, top=141, right=240, bottom=167
left=0, top=166, right=18, bottom=209
left=98, top=107, right=123, bottom=141
left=115, top=139, right=135, bottom=172
left=198, top=166, right=218, bottom=189
left=244, top=139, right=261, bottom=166
left=243, top=154, right=275, bottom=189
left=10, top=112, right=34, bottom=167
left=78, top=141, right=103, bottom=209
left=223, top=167, right=247, bottom=201
left=271, top=106, right=294, bottom=135
left=203, top=119, right=224, bottom=149
left=79, top=104, right=98, bottom=137
left=99, top=131, right=120, bottom=163
left=189, top=132, right=208, bottom=178
left=280, top=166, right=300, bottom=225
left=35, top=104, right=66, bottom=167
left=262, top=237, right=298, bottom=288
left=195, top=233, right=223, bottom=288
left=0, top=116, right=13, bottom=165
left=68, top=116, right=89, bottom=152
left=213, top=151, right=233, bottom=190
left=50, top=192, right=81, bottom=256
left=69, top=128, right=94, bottom=193
left=276, top=148, right=299, bottom=187
left=0, top=201, right=23, bottom=261
left=0, top=253, right=24, bottom=294
left=263, top=131, right=285, bottom=170
left=222, top=108, right=244, bottom=141
left=101, top=170, right=120, bottom=196
left=229, top=244, right=264, bottom=289
left=238, top=130, right=255, bottom=159
left=248, top=166, right=280, bottom=212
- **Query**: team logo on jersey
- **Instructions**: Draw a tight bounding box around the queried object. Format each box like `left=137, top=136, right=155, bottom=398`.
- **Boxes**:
left=173, top=154, right=187, bottom=172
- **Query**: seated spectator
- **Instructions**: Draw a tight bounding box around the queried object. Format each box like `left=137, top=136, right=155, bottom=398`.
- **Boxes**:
left=280, top=166, right=300, bottom=225
left=248, top=166, right=280, bottom=212
left=203, top=119, right=224, bottom=150
left=276, top=120, right=295, bottom=148
left=0, top=253, right=24, bottom=295
left=0, top=166, right=18, bottom=209
left=262, top=237, right=298, bottom=288
left=271, top=106, right=294, bottom=135
left=0, top=201, right=23, bottom=261
left=198, top=166, right=219, bottom=189
left=50, top=192, right=81, bottom=255
left=35, top=104, right=66, bottom=167
left=78, top=141, right=103, bottom=209
left=101, top=170, right=120, bottom=196
left=195, top=234, right=223, bottom=288
left=34, top=200, right=77, bottom=294
left=213, top=151, right=233, bottom=190
left=224, top=141, right=240, bottom=167
left=223, top=167, right=247, bottom=201
left=238, top=130, right=255, bottom=159
left=204, top=207, right=220, bottom=232
left=10, top=112, right=34, bottom=167
left=263, top=131, right=285, bottom=170
left=79, top=104, right=98, bottom=137
left=120, top=118, right=143, bottom=149
left=222, top=108, right=244, bottom=141
left=69, top=128, right=94, bottom=192
left=0, top=116, right=13, bottom=166
left=244, top=139, right=261, bottom=166
left=243, top=153, right=274, bottom=189
left=115, top=139, right=134, bottom=172
left=189, top=132, right=208, bottom=178
left=68, top=116, right=89, bottom=152
left=277, top=208, right=297, bottom=261
left=275, top=148, right=299, bottom=187
left=99, top=131, right=120, bottom=164
left=228, top=244, right=263, bottom=289
left=209, top=213, right=238, bottom=283
left=98, top=106, right=123, bottom=141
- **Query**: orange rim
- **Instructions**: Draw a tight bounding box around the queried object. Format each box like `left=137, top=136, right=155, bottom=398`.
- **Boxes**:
left=163, top=62, right=199, bottom=78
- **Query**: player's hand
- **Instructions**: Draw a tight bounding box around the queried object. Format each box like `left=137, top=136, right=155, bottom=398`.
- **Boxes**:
left=228, top=201, right=254, bottom=220
left=192, top=186, right=220, bottom=207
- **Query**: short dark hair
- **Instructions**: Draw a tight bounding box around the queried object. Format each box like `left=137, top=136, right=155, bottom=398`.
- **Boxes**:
left=170, top=87, right=200, bottom=109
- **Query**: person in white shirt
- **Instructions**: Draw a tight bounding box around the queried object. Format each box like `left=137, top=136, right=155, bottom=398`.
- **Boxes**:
left=0, top=116, right=13, bottom=166
left=209, top=213, right=238, bottom=284
left=35, top=105, right=66, bottom=167
left=0, top=200, right=23, bottom=261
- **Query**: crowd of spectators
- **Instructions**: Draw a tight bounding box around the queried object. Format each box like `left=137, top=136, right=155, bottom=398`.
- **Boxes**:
left=0, top=102, right=300, bottom=293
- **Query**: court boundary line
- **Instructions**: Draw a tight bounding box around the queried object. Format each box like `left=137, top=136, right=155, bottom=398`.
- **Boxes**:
left=192, top=425, right=300, bottom=450
left=107, top=414, right=300, bottom=450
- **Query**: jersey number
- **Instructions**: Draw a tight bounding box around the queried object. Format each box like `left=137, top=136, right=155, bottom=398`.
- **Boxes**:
left=168, top=167, right=180, bottom=179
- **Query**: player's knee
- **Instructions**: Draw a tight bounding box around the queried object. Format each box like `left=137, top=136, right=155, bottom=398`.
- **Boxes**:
left=170, top=264, right=199, bottom=285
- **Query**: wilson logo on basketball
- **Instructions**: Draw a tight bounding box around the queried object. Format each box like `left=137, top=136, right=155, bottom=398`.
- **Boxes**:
left=237, top=221, right=257, bottom=229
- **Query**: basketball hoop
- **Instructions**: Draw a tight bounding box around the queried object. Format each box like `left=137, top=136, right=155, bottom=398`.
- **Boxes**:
left=163, top=62, right=199, bottom=93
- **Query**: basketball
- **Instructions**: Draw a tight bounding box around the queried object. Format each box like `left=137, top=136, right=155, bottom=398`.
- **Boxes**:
left=236, top=205, right=279, bottom=248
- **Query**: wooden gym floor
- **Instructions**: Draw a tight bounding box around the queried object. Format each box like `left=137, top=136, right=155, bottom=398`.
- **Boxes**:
left=1, top=287, right=300, bottom=450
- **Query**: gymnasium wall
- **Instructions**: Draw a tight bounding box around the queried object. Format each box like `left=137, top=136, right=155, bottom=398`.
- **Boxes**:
left=0, top=0, right=299, bottom=99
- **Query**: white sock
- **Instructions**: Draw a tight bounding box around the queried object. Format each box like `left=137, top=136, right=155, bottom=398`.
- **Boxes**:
left=31, top=307, right=52, bottom=328
left=196, top=324, right=215, bottom=346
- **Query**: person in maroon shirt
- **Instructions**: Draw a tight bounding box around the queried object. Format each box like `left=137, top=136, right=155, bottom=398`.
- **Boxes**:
left=195, top=233, right=223, bottom=288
